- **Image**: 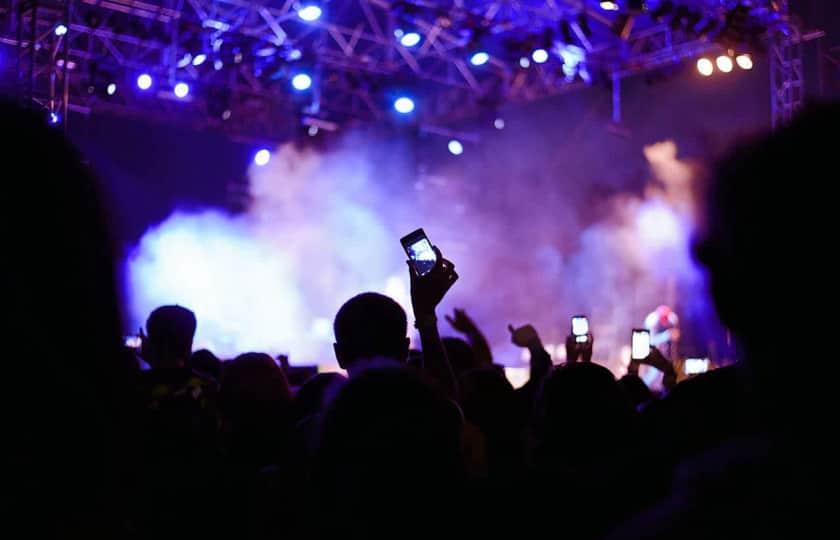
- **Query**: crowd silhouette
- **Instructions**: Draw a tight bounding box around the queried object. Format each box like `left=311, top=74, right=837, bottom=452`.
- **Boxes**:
left=6, top=99, right=838, bottom=539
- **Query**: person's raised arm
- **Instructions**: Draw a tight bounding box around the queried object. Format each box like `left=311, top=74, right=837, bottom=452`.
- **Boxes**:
left=445, top=308, right=493, bottom=367
left=628, top=346, right=677, bottom=392
left=409, top=247, right=459, bottom=400
left=508, top=324, right=552, bottom=384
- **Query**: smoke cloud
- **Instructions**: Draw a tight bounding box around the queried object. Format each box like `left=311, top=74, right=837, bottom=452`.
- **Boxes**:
left=125, top=130, right=708, bottom=371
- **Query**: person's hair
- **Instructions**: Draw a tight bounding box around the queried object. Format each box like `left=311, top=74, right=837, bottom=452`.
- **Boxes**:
left=190, top=349, right=221, bottom=379
left=3, top=101, right=127, bottom=534
left=333, top=292, right=408, bottom=369
left=535, top=363, right=633, bottom=463
left=145, top=305, right=197, bottom=367
left=316, top=366, right=463, bottom=535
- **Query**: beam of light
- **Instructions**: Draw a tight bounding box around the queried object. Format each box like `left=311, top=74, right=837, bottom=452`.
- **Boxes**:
left=531, top=48, right=549, bottom=64
left=137, top=73, right=153, bottom=90
left=697, top=57, right=714, bottom=76
left=173, top=82, right=190, bottom=98
left=254, top=149, right=271, bottom=166
left=393, top=96, right=415, bottom=114
left=470, top=51, right=490, bottom=66
left=736, top=53, right=753, bottom=70
left=716, top=55, right=733, bottom=73
left=291, top=73, right=312, bottom=91
left=297, top=5, right=322, bottom=22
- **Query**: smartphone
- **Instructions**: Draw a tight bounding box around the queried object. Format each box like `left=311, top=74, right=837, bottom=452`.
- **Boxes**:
left=571, top=315, right=589, bottom=343
left=684, top=357, right=710, bottom=375
left=400, top=228, right=437, bottom=276
left=631, top=329, right=651, bottom=360
left=124, top=335, right=142, bottom=349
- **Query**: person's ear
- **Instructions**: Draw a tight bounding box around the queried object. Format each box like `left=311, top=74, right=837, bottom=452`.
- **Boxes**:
left=334, top=342, right=346, bottom=370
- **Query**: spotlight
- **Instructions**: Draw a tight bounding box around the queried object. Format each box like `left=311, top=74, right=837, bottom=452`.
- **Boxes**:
left=54, top=24, right=68, bottom=36
left=291, top=73, right=312, bottom=91
left=297, top=5, right=322, bottom=22
left=214, top=59, right=224, bottom=70
left=531, top=48, right=549, bottom=64
left=470, top=51, right=490, bottom=66
left=106, top=83, right=117, bottom=95
left=600, top=1, right=619, bottom=10
left=308, top=125, right=319, bottom=136
left=192, top=53, right=207, bottom=66
left=254, top=149, right=271, bottom=166
left=48, top=111, right=61, bottom=124
left=398, top=31, right=421, bottom=48
left=716, top=55, right=733, bottom=73
left=494, top=118, right=505, bottom=130
left=736, top=53, right=753, bottom=70
left=696, top=57, right=714, bottom=76
left=174, top=82, right=190, bottom=98
left=448, top=139, right=464, bottom=156
left=519, top=57, right=530, bottom=68
left=137, top=73, right=153, bottom=90
left=393, top=96, right=415, bottom=114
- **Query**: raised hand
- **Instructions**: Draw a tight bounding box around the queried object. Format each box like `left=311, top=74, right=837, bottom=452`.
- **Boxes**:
left=565, top=333, right=594, bottom=363
left=507, top=323, right=542, bottom=348
left=408, top=246, right=458, bottom=318
left=445, top=308, right=477, bottom=334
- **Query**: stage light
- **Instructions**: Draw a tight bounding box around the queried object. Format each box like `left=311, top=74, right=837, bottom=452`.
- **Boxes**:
left=398, top=31, right=421, bottom=47
left=393, top=96, right=415, bottom=114
left=214, top=59, right=223, bottom=70
left=494, top=118, right=505, bottom=130
left=54, top=24, right=68, bottom=36
left=736, top=53, right=753, bottom=70
left=174, top=82, right=190, bottom=98
left=519, top=57, right=530, bottom=68
left=696, top=57, right=714, bottom=76
left=137, top=73, right=153, bottom=90
left=192, top=53, right=207, bottom=66
left=716, top=55, right=733, bottom=73
left=177, top=53, right=193, bottom=68
left=254, top=149, right=271, bottom=166
left=297, top=5, right=322, bottom=22
left=470, top=51, right=490, bottom=66
left=106, top=83, right=117, bottom=95
left=531, top=48, right=549, bottom=64
left=49, top=111, right=61, bottom=124
left=308, top=125, right=319, bottom=136
left=448, top=139, right=464, bottom=156
left=600, top=1, right=619, bottom=10
left=291, top=73, right=312, bottom=91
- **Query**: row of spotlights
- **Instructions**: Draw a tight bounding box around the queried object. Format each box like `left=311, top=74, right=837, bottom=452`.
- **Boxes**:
left=697, top=54, right=753, bottom=76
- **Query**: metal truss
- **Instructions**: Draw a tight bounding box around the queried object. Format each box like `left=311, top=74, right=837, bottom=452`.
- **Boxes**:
left=0, top=0, right=795, bottom=141
left=768, top=0, right=802, bottom=130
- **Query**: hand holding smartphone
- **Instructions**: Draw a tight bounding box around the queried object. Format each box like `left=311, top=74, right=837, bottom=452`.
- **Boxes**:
left=400, top=228, right=438, bottom=276
left=631, top=329, right=651, bottom=361
left=684, top=357, right=710, bottom=375
left=571, top=315, right=589, bottom=343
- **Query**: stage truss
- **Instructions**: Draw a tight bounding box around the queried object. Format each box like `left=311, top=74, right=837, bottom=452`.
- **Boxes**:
left=1, top=1, right=801, bottom=141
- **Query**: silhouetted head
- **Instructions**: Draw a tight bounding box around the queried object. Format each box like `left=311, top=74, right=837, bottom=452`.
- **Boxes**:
left=317, top=367, right=463, bottom=533
left=333, top=292, right=409, bottom=373
left=618, top=373, right=654, bottom=410
left=695, top=104, right=839, bottom=345
left=694, top=104, right=840, bottom=412
left=142, top=305, right=196, bottom=369
left=190, top=349, right=221, bottom=379
left=292, top=372, right=346, bottom=423
left=460, top=367, right=516, bottom=435
left=535, top=363, right=633, bottom=464
left=3, top=101, right=126, bottom=533
left=442, top=336, right=477, bottom=376
left=220, top=353, right=292, bottom=468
